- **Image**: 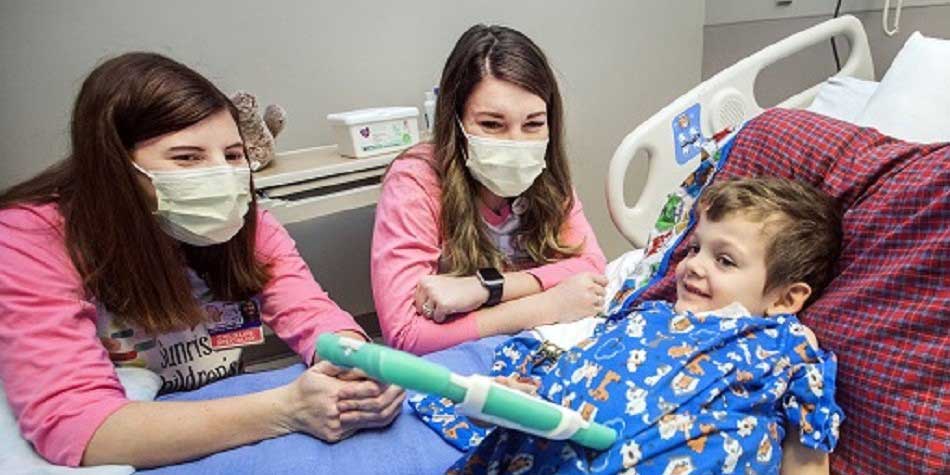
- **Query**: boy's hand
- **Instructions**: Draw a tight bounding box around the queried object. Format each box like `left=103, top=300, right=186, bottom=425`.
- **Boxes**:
left=493, top=374, right=541, bottom=395
left=781, top=424, right=830, bottom=475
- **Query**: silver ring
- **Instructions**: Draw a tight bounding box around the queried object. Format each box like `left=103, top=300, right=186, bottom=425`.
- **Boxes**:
left=422, top=302, right=434, bottom=317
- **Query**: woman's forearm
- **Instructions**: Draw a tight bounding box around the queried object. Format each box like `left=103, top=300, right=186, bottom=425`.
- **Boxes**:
left=82, top=385, right=293, bottom=468
left=474, top=291, right=551, bottom=338
left=499, top=271, right=543, bottom=302
left=474, top=272, right=604, bottom=338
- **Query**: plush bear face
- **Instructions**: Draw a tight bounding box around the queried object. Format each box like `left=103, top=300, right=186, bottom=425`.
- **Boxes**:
left=230, top=91, right=286, bottom=171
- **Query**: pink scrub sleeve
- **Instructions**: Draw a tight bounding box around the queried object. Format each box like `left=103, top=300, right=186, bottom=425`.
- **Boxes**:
left=0, top=206, right=367, bottom=466
left=0, top=204, right=130, bottom=467
left=370, top=154, right=481, bottom=355
left=254, top=210, right=367, bottom=364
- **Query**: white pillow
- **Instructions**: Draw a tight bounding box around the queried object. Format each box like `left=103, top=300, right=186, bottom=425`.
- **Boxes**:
left=806, top=76, right=879, bottom=123
left=114, top=366, right=163, bottom=402
left=0, top=368, right=160, bottom=474
left=856, top=31, right=950, bottom=144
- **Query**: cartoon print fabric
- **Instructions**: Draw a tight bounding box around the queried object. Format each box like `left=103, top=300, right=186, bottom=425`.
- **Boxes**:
left=439, top=301, right=843, bottom=474
left=410, top=336, right=549, bottom=451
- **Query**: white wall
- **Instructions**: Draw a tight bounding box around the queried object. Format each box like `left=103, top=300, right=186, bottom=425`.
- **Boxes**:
left=0, top=0, right=705, bottom=260
left=705, top=0, right=950, bottom=25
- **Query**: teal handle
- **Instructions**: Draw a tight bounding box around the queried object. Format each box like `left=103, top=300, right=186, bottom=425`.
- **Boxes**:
left=316, top=333, right=467, bottom=402
left=483, top=383, right=562, bottom=432
left=316, top=333, right=617, bottom=450
left=483, top=383, right=617, bottom=451
left=572, top=423, right=617, bottom=451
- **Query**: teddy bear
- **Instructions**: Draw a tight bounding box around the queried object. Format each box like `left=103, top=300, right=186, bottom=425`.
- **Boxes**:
left=231, top=91, right=287, bottom=171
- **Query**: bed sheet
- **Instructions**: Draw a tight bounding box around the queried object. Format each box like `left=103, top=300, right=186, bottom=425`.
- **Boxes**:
left=138, top=334, right=510, bottom=475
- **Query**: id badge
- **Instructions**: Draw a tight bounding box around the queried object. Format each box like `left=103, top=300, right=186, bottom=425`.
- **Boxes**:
left=205, top=298, right=265, bottom=350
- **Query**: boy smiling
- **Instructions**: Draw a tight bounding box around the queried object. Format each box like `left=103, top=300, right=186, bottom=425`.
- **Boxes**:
left=451, top=178, right=845, bottom=475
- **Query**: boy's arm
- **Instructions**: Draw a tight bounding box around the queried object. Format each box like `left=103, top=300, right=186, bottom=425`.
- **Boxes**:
left=781, top=424, right=830, bottom=475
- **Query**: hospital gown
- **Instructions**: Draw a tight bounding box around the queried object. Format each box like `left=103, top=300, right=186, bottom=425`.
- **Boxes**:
left=442, top=300, right=844, bottom=475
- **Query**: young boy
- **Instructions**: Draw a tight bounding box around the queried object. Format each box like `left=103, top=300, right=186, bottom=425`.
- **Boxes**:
left=448, top=178, right=845, bottom=475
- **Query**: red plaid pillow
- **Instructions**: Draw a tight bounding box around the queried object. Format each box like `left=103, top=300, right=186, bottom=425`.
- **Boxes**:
left=637, top=108, right=950, bottom=475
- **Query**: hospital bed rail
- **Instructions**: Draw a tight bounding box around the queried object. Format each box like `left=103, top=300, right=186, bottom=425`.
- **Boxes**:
left=606, top=15, right=873, bottom=247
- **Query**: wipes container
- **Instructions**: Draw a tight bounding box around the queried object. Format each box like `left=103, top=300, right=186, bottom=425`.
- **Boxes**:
left=327, top=107, right=420, bottom=158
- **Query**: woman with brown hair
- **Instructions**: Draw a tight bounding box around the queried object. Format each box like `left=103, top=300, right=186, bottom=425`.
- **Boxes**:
left=0, top=52, right=403, bottom=468
left=371, top=24, right=608, bottom=355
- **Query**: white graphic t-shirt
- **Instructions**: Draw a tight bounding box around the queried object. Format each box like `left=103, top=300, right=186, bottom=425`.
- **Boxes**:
left=95, top=269, right=262, bottom=394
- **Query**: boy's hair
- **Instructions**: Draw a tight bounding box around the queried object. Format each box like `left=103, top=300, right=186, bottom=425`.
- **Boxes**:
left=698, top=178, right=842, bottom=305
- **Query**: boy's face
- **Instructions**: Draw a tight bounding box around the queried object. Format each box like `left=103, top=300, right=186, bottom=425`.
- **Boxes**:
left=674, top=211, right=779, bottom=315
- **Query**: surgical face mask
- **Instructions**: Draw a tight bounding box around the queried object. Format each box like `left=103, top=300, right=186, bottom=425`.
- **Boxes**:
left=132, top=162, right=252, bottom=246
left=459, top=121, right=548, bottom=198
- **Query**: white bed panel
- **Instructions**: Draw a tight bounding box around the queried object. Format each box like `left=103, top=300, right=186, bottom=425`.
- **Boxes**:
left=607, top=15, right=874, bottom=247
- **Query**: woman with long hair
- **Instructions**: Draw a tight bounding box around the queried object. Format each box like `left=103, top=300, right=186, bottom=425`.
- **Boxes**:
left=372, top=25, right=608, bottom=355
left=0, top=52, right=403, bottom=468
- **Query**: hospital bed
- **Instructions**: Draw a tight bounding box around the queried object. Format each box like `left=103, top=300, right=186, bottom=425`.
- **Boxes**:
left=604, top=14, right=947, bottom=475
left=4, top=15, right=945, bottom=475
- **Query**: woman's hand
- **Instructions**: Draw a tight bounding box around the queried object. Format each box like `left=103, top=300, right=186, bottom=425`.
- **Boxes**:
left=335, top=369, right=405, bottom=429
left=281, top=361, right=405, bottom=442
left=414, top=275, right=489, bottom=322
left=540, top=272, right=608, bottom=325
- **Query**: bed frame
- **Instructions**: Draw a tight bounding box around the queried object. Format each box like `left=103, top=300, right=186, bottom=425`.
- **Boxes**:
left=607, top=15, right=874, bottom=247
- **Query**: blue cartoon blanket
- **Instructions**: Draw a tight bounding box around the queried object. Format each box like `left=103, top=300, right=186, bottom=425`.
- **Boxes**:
left=424, top=301, right=843, bottom=475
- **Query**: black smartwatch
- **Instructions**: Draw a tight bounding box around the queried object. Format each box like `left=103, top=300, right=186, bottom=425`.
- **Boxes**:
left=476, top=267, right=504, bottom=307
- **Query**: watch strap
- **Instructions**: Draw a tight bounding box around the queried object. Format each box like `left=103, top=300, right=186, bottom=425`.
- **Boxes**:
left=484, top=279, right=503, bottom=307
left=477, top=267, right=504, bottom=307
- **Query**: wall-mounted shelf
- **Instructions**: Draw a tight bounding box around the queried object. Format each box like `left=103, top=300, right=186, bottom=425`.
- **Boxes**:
left=254, top=145, right=403, bottom=224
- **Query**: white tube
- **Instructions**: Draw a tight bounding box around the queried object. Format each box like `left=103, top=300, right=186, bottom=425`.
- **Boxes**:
left=883, top=0, right=904, bottom=37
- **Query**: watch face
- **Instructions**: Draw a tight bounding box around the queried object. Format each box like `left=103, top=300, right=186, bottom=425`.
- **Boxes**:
left=478, top=267, right=504, bottom=286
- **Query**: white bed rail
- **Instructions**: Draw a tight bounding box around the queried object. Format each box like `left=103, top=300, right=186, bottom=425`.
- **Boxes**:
left=607, top=15, right=873, bottom=247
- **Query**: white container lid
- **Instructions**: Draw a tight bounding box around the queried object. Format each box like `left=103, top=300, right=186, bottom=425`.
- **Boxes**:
left=327, top=107, right=419, bottom=125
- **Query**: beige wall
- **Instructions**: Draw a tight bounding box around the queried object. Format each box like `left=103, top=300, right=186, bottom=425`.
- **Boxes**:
left=0, top=1, right=705, bottom=259
left=703, top=5, right=950, bottom=106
